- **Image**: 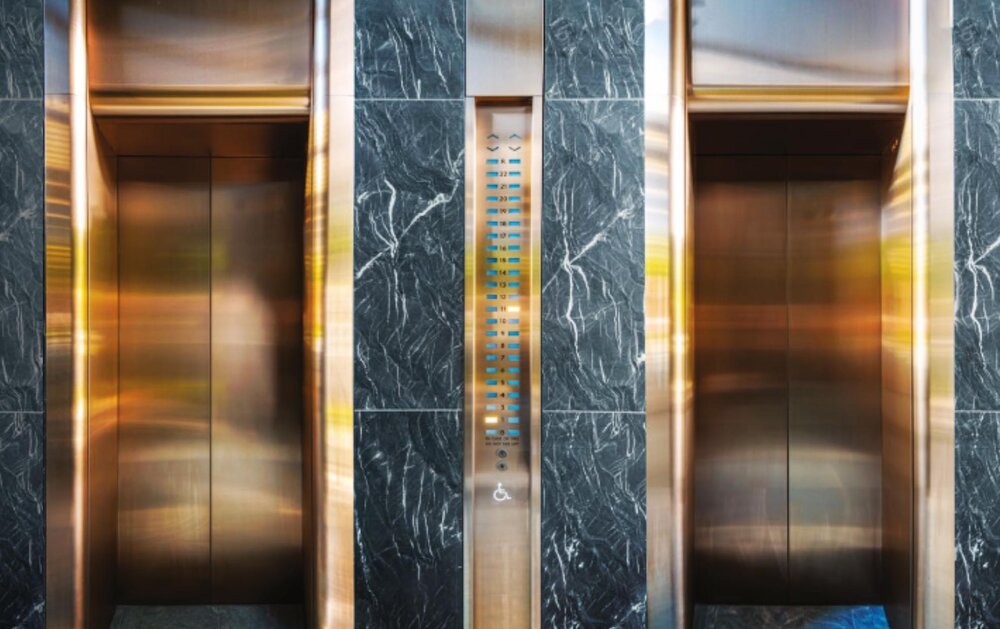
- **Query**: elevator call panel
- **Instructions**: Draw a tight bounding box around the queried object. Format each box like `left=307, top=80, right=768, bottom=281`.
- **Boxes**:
left=470, top=100, right=535, bottom=628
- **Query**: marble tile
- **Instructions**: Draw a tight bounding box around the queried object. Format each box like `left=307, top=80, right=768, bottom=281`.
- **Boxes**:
left=545, top=0, right=643, bottom=99
left=0, top=0, right=43, bottom=99
left=355, top=411, right=463, bottom=628
left=110, top=605, right=302, bottom=629
left=692, top=605, right=889, bottom=629
left=355, top=0, right=465, bottom=99
left=955, top=0, right=1000, bottom=98
left=954, top=101, right=1000, bottom=411
left=0, top=100, right=43, bottom=413
left=0, top=413, right=44, bottom=629
left=542, top=100, right=644, bottom=412
left=542, top=412, right=646, bottom=628
left=956, top=412, right=1000, bottom=628
left=354, top=100, right=464, bottom=411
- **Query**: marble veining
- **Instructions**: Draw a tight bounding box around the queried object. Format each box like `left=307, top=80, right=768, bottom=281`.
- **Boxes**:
left=0, top=412, right=44, bottom=629
left=954, top=0, right=1000, bottom=98
left=542, top=412, right=646, bottom=628
left=355, top=0, right=465, bottom=99
left=693, top=605, right=889, bottom=629
left=354, top=100, right=464, bottom=411
left=545, top=0, right=643, bottom=99
left=0, top=0, right=43, bottom=99
left=955, top=101, right=1000, bottom=411
left=355, top=411, right=462, bottom=628
left=0, top=100, right=43, bottom=413
left=109, top=605, right=302, bottom=629
left=542, top=100, right=644, bottom=413
left=956, top=412, right=1000, bottom=628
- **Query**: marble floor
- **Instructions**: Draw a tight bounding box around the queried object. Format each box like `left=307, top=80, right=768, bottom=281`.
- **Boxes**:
left=693, top=605, right=890, bottom=628
left=110, top=605, right=303, bottom=629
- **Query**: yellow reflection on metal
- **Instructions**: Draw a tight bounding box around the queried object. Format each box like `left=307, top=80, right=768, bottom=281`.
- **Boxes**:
left=308, top=0, right=355, bottom=625
left=689, top=85, right=909, bottom=113
left=89, top=88, right=310, bottom=117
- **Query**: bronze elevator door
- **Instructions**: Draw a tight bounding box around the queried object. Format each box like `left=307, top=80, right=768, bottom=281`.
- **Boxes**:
left=117, top=157, right=305, bottom=604
left=693, top=154, right=882, bottom=604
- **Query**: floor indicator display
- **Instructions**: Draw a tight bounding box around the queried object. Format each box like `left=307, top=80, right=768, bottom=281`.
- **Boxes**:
left=466, top=99, right=539, bottom=628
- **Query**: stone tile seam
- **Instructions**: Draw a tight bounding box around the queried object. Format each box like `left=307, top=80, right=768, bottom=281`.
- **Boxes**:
left=354, top=97, right=465, bottom=102
left=545, top=97, right=644, bottom=102
left=956, top=409, right=1000, bottom=415
left=0, top=411, right=44, bottom=415
left=954, top=97, right=1000, bottom=102
left=0, top=97, right=43, bottom=102
left=542, top=409, right=645, bottom=415
left=355, top=408, right=461, bottom=413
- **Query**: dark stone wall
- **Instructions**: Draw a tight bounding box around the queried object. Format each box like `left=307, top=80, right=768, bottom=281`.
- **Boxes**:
left=542, top=1, right=647, bottom=625
left=0, top=0, right=45, bottom=626
left=954, top=1, right=1000, bottom=626
left=353, top=1, right=465, bottom=626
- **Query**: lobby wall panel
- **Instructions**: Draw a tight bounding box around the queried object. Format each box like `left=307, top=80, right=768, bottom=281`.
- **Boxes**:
left=541, top=99, right=644, bottom=413
left=541, top=411, right=646, bottom=628
left=354, top=99, right=465, bottom=411
left=954, top=0, right=1000, bottom=99
left=954, top=100, right=1000, bottom=412
left=354, top=411, right=463, bottom=628
left=0, top=100, right=45, bottom=413
left=0, top=412, right=44, bottom=627
left=544, top=0, right=643, bottom=99
left=355, top=0, right=465, bottom=99
left=955, top=411, right=1000, bottom=628
left=0, top=0, right=43, bottom=99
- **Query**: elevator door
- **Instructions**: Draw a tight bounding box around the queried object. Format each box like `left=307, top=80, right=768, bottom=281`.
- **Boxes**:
left=118, top=156, right=305, bottom=604
left=693, top=154, right=881, bottom=604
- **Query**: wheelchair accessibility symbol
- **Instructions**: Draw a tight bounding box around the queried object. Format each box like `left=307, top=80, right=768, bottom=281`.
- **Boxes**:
left=493, top=482, right=512, bottom=502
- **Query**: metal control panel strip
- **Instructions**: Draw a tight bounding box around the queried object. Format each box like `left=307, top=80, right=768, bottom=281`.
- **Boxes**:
left=465, top=98, right=540, bottom=629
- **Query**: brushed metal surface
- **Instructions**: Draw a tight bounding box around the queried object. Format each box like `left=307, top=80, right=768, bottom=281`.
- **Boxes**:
left=787, top=157, right=883, bottom=604
left=117, top=157, right=213, bottom=603
left=690, top=0, right=907, bottom=88
left=44, top=91, right=81, bottom=629
left=307, top=0, right=356, bottom=623
left=646, top=0, right=695, bottom=624
left=693, top=156, right=789, bottom=604
left=87, top=0, right=311, bottom=91
left=95, top=118, right=309, bottom=159
left=882, top=120, right=914, bottom=629
left=467, top=0, right=543, bottom=96
left=466, top=100, right=537, bottom=628
left=210, top=158, right=306, bottom=603
left=87, top=119, right=120, bottom=629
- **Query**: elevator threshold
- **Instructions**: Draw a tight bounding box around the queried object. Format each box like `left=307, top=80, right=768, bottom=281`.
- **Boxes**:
left=110, top=605, right=303, bottom=629
left=693, top=605, right=889, bottom=629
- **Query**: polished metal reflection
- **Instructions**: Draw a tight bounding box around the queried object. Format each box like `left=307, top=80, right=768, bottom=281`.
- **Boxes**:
left=644, top=0, right=692, bottom=625
left=693, top=157, right=789, bottom=604
left=210, top=158, right=305, bottom=603
left=882, top=116, right=914, bottom=629
left=86, top=118, right=120, bottom=629
left=787, top=157, right=883, bottom=604
left=692, top=145, right=886, bottom=606
left=117, top=157, right=213, bottom=603
left=465, top=99, right=539, bottom=629
left=87, top=0, right=311, bottom=91
left=911, top=0, right=955, bottom=625
left=690, top=0, right=907, bottom=88
left=467, top=0, right=543, bottom=96
left=307, top=0, right=356, bottom=623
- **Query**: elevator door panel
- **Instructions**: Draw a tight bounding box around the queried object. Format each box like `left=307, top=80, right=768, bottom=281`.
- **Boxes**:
left=118, top=157, right=213, bottom=603
left=117, top=155, right=305, bottom=604
left=694, top=157, right=789, bottom=603
left=210, top=158, right=305, bottom=602
left=787, top=157, right=882, bottom=603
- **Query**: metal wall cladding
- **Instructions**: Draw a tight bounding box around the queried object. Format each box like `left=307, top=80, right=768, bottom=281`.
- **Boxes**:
left=88, top=0, right=311, bottom=91
left=690, top=0, right=907, bottom=88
